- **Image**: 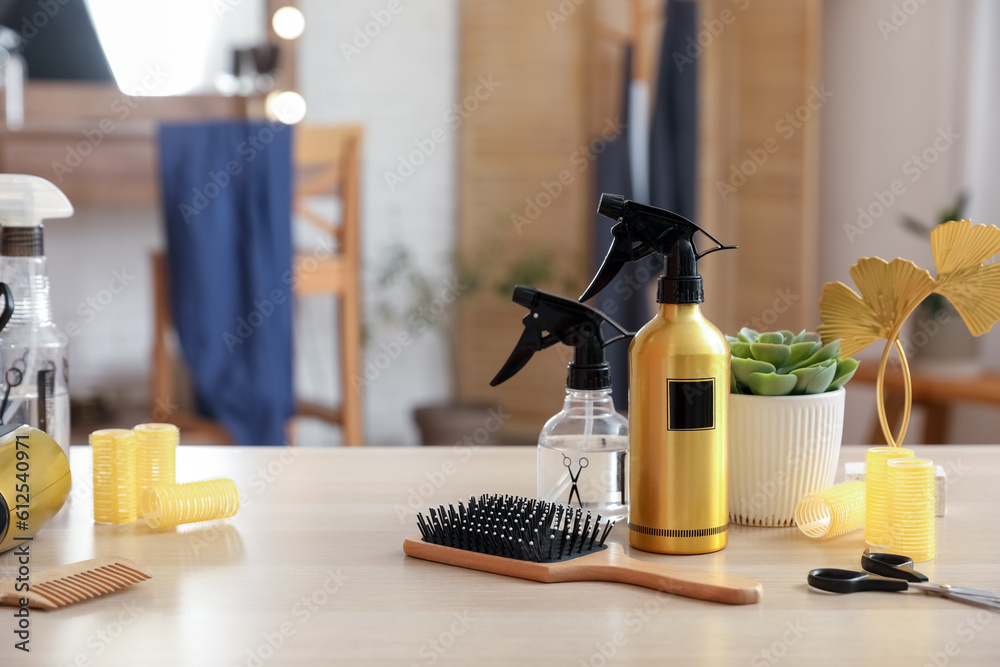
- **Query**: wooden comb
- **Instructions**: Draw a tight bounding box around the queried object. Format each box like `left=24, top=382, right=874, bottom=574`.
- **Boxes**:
left=0, top=557, right=152, bottom=610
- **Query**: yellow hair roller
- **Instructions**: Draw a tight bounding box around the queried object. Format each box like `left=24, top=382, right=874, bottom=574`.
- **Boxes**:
left=795, top=481, right=865, bottom=539
left=134, top=423, right=178, bottom=516
left=141, top=478, right=239, bottom=529
left=864, top=446, right=914, bottom=549
left=91, top=428, right=137, bottom=524
left=886, top=457, right=936, bottom=562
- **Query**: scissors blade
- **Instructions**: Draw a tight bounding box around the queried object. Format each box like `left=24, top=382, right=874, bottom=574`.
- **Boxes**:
left=933, top=585, right=1000, bottom=602
left=939, top=591, right=1000, bottom=612
left=911, top=584, right=1000, bottom=610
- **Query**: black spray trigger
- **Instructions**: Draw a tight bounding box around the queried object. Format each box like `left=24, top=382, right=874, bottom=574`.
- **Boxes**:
left=579, top=223, right=658, bottom=302
left=692, top=227, right=738, bottom=260
left=490, top=325, right=542, bottom=387
left=490, top=287, right=632, bottom=391
left=583, top=193, right=737, bottom=305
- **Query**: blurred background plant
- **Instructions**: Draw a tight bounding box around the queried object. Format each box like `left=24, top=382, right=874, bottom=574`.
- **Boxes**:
left=900, top=191, right=968, bottom=317
left=371, top=228, right=579, bottom=339
left=370, top=227, right=581, bottom=447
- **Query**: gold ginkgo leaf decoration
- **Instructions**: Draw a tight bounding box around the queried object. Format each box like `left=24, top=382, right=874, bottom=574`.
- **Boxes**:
left=818, top=258, right=934, bottom=358
left=930, top=220, right=1000, bottom=336
left=931, top=219, right=1000, bottom=273
left=819, top=219, right=1000, bottom=446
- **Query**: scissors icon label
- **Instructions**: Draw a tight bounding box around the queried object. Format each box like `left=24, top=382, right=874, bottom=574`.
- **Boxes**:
left=563, top=455, right=589, bottom=508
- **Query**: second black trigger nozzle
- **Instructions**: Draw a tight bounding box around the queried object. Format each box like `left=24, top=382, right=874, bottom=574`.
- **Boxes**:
left=490, top=286, right=632, bottom=391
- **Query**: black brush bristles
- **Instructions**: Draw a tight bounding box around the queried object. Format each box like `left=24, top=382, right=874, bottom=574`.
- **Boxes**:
left=415, top=494, right=615, bottom=563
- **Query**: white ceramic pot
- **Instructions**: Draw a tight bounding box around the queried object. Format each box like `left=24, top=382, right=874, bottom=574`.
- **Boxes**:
left=728, top=388, right=845, bottom=527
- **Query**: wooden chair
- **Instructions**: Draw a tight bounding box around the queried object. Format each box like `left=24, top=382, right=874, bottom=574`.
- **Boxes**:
left=289, top=126, right=365, bottom=446
left=150, top=125, right=365, bottom=446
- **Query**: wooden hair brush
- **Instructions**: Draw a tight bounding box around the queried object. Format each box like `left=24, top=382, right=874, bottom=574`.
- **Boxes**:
left=403, top=494, right=761, bottom=605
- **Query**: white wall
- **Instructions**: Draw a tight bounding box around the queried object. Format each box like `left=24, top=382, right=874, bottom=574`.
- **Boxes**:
left=821, top=0, right=999, bottom=445
left=298, top=0, right=458, bottom=446
left=47, top=206, right=160, bottom=420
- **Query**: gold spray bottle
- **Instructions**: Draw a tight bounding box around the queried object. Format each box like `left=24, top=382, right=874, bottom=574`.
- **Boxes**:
left=581, top=194, right=736, bottom=554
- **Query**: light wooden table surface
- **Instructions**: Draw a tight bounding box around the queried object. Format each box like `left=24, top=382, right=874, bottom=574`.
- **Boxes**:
left=2, top=444, right=999, bottom=666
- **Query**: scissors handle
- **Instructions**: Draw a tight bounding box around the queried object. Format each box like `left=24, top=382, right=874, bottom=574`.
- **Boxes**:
left=808, top=569, right=909, bottom=594
left=862, top=550, right=928, bottom=582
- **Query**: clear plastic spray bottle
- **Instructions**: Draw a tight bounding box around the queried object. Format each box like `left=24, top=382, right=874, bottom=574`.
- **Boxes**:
left=491, top=286, right=631, bottom=520
left=0, top=175, right=73, bottom=460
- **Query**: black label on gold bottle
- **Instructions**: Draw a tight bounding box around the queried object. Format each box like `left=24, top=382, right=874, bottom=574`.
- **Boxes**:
left=667, top=378, right=715, bottom=430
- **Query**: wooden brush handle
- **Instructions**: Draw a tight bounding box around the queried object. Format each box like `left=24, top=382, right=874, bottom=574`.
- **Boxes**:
left=575, top=544, right=762, bottom=605
left=403, top=537, right=762, bottom=605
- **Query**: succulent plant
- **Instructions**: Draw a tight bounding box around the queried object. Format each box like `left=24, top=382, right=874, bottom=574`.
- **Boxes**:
left=727, top=328, right=859, bottom=396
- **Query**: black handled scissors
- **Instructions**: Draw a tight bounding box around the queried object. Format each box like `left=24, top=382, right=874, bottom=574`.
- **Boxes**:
left=808, top=550, right=1000, bottom=611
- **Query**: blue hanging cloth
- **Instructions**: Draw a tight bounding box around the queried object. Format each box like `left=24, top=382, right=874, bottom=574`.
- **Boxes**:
left=649, top=0, right=699, bottom=218
left=590, top=44, right=635, bottom=412
left=158, top=121, right=294, bottom=447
